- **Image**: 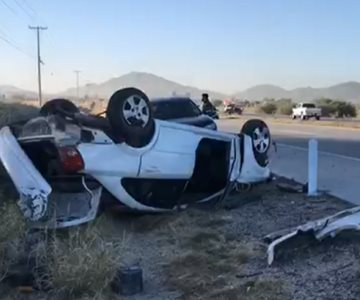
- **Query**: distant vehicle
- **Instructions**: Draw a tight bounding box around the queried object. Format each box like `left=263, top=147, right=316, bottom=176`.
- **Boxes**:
left=150, top=97, right=218, bottom=130
left=223, top=103, right=243, bottom=115
left=292, top=103, right=322, bottom=120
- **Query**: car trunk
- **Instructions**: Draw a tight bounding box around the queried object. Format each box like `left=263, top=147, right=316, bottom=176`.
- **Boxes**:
left=5, top=117, right=103, bottom=228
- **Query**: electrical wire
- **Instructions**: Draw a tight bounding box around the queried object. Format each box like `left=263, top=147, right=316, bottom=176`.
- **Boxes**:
left=13, top=0, right=36, bottom=21
left=0, top=0, right=18, bottom=15
left=0, top=33, right=35, bottom=59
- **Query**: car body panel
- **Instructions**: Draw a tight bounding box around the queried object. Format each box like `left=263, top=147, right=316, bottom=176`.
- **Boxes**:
left=0, top=126, right=52, bottom=221
left=265, top=205, right=360, bottom=265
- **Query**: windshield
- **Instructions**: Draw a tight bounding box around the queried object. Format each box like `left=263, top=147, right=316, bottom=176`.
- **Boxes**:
left=151, top=99, right=201, bottom=119
left=302, top=103, right=316, bottom=108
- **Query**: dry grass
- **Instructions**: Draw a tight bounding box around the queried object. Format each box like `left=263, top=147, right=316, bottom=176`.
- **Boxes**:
left=0, top=102, right=39, bottom=128
left=208, top=279, right=291, bottom=300
left=34, top=218, right=125, bottom=297
left=0, top=200, right=26, bottom=281
left=164, top=223, right=262, bottom=299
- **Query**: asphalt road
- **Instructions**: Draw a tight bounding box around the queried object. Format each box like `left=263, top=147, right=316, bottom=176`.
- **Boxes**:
left=218, top=119, right=360, bottom=159
left=217, top=118, right=360, bottom=205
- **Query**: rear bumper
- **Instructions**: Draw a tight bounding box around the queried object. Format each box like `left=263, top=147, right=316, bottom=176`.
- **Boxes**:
left=0, top=126, right=101, bottom=228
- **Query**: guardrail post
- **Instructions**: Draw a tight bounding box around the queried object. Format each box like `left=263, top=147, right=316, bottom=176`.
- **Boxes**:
left=308, top=139, right=318, bottom=196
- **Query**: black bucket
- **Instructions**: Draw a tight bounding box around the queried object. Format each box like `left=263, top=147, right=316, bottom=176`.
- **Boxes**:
left=111, top=265, right=143, bottom=296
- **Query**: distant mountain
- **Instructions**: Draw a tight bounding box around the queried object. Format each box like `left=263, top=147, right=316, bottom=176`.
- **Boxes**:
left=236, top=84, right=289, bottom=101
left=4, top=73, right=360, bottom=104
left=61, top=72, right=226, bottom=100
left=233, top=81, right=360, bottom=102
left=0, top=85, right=37, bottom=100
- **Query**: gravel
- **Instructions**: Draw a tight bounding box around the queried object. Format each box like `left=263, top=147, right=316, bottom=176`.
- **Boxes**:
left=97, top=177, right=359, bottom=300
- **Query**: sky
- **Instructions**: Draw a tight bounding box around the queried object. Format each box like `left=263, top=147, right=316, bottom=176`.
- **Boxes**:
left=1, top=0, right=360, bottom=94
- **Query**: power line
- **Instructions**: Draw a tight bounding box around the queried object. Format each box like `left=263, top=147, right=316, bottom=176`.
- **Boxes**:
left=18, top=0, right=57, bottom=51
left=13, top=0, right=36, bottom=21
left=20, top=0, right=38, bottom=17
left=0, top=0, right=18, bottom=15
left=0, top=33, right=34, bottom=59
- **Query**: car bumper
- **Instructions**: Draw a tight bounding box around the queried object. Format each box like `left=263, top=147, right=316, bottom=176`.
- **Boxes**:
left=0, top=126, right=101, bottom=228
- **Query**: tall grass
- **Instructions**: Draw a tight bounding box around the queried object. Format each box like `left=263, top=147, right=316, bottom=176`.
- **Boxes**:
left=34, top=220, right=124, bottom=297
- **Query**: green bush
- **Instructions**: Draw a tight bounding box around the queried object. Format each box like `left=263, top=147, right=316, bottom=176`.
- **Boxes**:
left=276, top=98, right=294, bottom=115
left=258, top=102, right=277, bottom=114
left=314, top=98, right=357, bottom=118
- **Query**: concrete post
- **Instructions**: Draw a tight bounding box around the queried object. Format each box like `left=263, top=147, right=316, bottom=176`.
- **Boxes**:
left=308, top=139, right=318, bottom=196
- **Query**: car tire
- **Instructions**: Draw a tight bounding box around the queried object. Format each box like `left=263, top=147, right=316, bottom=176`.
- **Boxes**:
left=315, top=116, right=320, bottom=120
left=39, top=99, right=80, bottom=117
left=106, top=88, right=155, bottom=148
left=241, top=119, right=271, bottom=167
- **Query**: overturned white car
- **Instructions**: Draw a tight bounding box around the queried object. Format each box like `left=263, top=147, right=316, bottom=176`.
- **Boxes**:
left=0, top=88, right=272, bottom=228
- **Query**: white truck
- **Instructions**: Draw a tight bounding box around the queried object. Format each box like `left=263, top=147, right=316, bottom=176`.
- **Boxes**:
left=292, top=103, right=322, bottom=120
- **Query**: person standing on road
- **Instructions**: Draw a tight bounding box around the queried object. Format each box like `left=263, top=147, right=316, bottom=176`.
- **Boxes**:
left=201, top=93, right=216, bottom=113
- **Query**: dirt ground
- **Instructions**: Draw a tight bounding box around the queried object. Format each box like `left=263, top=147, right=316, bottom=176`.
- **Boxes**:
left=98, top=178, right=358, bottom=300
left=0, top=176, right=360, bottom=299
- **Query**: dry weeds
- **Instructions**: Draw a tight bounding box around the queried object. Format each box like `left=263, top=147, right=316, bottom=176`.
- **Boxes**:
left=33, top=217, right=125, bottom=297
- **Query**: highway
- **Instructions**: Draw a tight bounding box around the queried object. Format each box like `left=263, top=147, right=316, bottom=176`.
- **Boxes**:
left=217, top=118, right=360, bottom=205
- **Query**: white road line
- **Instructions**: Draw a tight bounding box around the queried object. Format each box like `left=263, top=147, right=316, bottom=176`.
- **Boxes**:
left=277, top=142, right=360, bottom=163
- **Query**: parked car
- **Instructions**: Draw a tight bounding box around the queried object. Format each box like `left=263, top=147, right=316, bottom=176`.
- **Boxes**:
left=292, top=103, right=322, bottom=120
left=0, top=88, right=272, bottom=229
left=150, top=97, right=218, bottom=130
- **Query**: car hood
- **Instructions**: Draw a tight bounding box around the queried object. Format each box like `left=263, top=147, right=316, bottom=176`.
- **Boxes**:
left=170, top=114, right=215, bottom=127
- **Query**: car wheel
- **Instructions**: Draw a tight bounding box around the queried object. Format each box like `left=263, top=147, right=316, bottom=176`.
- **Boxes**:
left=292, top=115, right=296, bottom=119
left=241, top=119, right=271, bottom=167
left=315, top=116, right=320, bottom=120
left=39, top=99, right=79, bottom=117
left=106, top=88, right=155, bottom=148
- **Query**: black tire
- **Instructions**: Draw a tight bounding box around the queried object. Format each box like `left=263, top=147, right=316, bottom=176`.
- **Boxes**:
left=106, top=88, right=155, bottom=148
left=241, top=119, right=271, bottom=167
left=39, top=98, right=79, bottom=117
left=315, top=116, right=320, bottom=120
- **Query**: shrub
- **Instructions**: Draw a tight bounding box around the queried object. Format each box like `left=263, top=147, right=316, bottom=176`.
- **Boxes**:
left=314, top=98, right=357, bottom=117
left=276, top=98, right=294, bottom=115
left=258, top=102, right=277, bottom=114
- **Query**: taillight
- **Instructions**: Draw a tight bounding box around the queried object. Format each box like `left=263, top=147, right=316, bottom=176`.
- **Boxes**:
left=58, top=146, right=84, bottom=173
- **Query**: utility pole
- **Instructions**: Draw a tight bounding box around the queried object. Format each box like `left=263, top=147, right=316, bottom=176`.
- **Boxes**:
left=29, top=26, right=47, bottom=107
left=74, top=70, right=81, bottom=99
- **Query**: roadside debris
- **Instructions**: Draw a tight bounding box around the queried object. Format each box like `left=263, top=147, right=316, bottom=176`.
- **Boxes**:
left=111, top=265, right=144, bottom=296
left=265, top=205, right=360, bottom=265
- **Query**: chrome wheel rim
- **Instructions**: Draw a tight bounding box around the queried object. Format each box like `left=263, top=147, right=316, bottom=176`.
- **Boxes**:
left=122, top=95, right=150, bottom=127
left=252, top=127, right=270, bottom=153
